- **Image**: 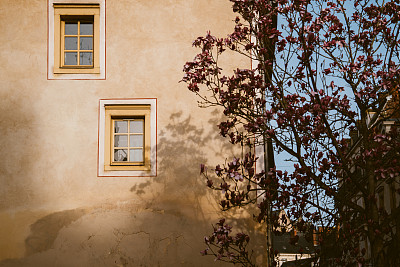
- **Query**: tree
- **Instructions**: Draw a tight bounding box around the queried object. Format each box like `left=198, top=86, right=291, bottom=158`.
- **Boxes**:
left=182, top=0, right=400, bottom=266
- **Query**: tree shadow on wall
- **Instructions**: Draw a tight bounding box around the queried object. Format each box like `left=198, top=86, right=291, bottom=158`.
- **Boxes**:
left=130, top=110, right=220, bottom=209
left=0, top=110, right=267, bottom=267
left=130, top=109, right=242, bottom=203
left=206, top=109, right=245, bottom=158
left=126, top=110, right=267, bottom=266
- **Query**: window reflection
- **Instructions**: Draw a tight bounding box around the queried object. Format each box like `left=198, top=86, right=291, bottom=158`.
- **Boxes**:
left=113, top=119, right=145, bottom=163
left=63, top=19, right=94, bottom=67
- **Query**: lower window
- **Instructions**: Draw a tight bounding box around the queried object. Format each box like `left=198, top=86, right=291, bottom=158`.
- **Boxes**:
left=98, top=99, right=156, bottom=176
left=105, top=105, right=150, bottom=171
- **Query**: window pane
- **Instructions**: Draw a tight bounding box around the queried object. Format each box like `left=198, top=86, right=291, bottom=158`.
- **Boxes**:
left=80, top=37, right=93, bottom=50
left=64, top=52, right=77, bottom=65
left=114, top=121, right=128, bottom=133
left=114, top=135, right=128, bottom=147
left=130, top=149, right=143, bottom=162
left=65, top=22, right=78, bottom=35
left=114, top=149, right=128, bottom=161
left=130, top=135, right=143, bottom=147
left=80, top=52, right=92, bottom=65
left=65, top=37, right=77, bottom=50
left=130, top=120, right=144, bottom=133
left=80, top=23, right=93, bottom=35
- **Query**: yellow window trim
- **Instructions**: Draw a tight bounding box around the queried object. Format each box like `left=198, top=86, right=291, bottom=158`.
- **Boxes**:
left=104, top=105, right=151, bottom=171
left=54, top=4, right=100, bottom=74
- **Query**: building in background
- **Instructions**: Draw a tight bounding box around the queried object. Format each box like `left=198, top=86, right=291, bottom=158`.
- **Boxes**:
left=273, top=210, right=316, bottom=267
left=338, top=90, right=400, bottom=265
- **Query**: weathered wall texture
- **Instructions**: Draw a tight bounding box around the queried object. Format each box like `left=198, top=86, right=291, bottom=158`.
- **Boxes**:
left=0, top=0, right=266, bottom=266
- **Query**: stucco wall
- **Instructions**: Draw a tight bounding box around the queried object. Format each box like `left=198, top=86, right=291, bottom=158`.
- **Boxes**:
left=0, top=0, right=266, bottom=266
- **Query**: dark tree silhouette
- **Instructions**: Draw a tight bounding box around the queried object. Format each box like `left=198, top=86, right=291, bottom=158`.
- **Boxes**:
left=183, top=0, right=400, bottom=266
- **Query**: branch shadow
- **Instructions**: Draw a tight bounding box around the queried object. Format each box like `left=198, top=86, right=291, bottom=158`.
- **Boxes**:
left=127, top=110, right=267, bottom=266
left=0, top=109, right=266, bottom=267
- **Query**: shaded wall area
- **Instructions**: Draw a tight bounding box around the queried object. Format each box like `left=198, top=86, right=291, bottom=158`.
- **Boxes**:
left=0, top=112, right=266, bottom=266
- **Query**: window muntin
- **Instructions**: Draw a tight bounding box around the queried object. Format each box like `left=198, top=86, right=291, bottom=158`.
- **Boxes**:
left=61, top=16, right=94, bottom=67
left=112, top=118, right=145, bottom=164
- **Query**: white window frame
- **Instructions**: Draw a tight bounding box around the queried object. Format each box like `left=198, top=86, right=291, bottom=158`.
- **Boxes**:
left=48, top=0, right=106, bottom=79
left=98, top=99, right=157, bottom=177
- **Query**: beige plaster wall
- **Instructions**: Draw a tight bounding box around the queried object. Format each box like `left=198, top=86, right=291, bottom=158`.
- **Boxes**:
left=0, top=0, right=266, bottom=266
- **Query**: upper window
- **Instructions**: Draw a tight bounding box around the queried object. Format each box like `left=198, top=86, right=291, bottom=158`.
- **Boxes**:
left=53, top=4, right=100, bottom=74
left=61, top=16, right=94, bottom=67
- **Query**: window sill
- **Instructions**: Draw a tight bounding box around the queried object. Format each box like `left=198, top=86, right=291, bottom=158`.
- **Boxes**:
left=104, top=164, right=151, bottom=171
left=53, top=67, right=100, bottom=74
